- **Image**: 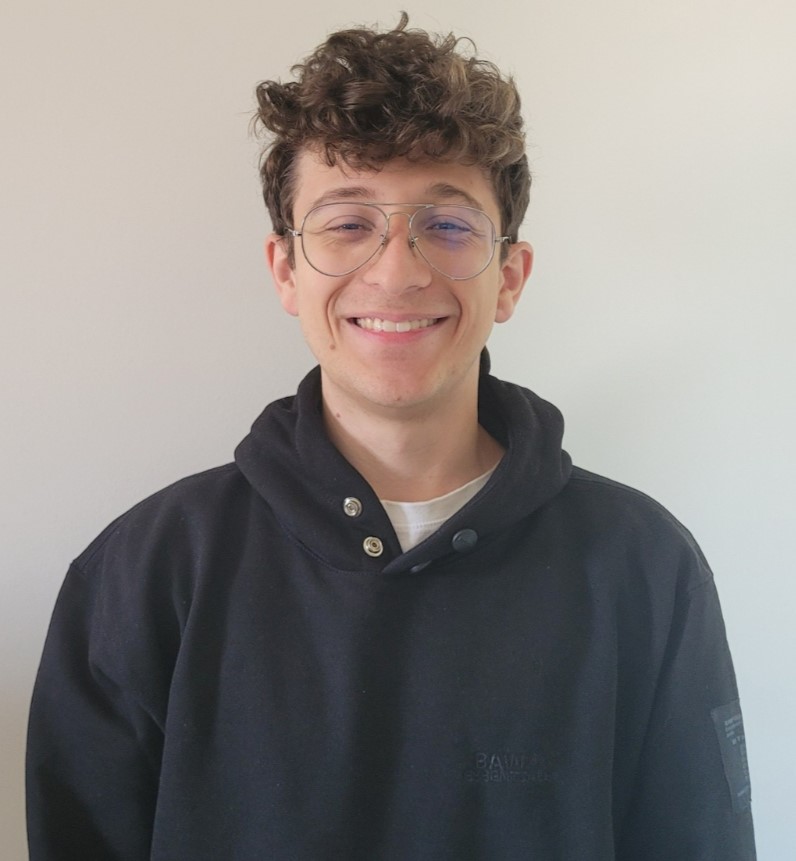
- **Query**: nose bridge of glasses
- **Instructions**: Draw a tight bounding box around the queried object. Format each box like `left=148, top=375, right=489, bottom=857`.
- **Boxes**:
left=381, top=209, right=418, bottom=247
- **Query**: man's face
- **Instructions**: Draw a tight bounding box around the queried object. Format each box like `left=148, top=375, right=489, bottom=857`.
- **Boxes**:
left=267, top=150, right=532, bottom=422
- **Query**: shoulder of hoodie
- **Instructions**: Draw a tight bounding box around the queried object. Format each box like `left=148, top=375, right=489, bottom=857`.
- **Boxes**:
left=72, top=462, right=250, bottom=574
left=559, top=465, right=715, bottom=593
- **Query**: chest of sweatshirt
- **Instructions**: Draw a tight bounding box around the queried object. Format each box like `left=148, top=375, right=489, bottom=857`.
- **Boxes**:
left=65, top=459, right=722, bottom=859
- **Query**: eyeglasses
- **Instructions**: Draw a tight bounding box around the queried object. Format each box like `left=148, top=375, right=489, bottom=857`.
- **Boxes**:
left=285, top=202, right=510, bottom=281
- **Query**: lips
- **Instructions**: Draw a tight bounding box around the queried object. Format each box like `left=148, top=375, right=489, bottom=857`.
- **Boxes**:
left=354, top=317, right=439, bottom=333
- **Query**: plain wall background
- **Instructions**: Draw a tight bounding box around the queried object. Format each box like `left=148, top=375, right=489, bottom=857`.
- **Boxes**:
left=2, top=1, right=794, bottom=857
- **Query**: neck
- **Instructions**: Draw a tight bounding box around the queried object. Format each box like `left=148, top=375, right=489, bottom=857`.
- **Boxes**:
left=321, top=377, right=504, bottom=503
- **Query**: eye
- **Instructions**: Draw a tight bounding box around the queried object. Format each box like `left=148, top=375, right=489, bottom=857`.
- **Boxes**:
left=320, top=219, right=377, bottom=246
left=306, top=202, right=379, bottom=225
left=329, top=219, right=372, bottom=232
left=418, top=209, right=485, bottom=247
left=305, top=209, right=380, bottom=244
left=425, top=217, right=472, bottom=233
left=324, top=217, right=374, bottom=233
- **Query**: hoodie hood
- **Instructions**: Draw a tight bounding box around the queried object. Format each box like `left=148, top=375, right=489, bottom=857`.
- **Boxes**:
left=235, top=366, right=572, bottom=575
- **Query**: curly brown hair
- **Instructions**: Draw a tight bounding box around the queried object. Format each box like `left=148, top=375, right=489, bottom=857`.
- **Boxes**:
left=254, top=13, right=530, bottom=261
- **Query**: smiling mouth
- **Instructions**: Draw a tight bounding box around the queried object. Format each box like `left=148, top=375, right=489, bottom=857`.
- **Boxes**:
left=354, top=317, right=440, bottom=333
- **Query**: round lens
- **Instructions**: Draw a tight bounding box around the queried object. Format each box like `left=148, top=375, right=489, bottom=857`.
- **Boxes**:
left=301, top=204, right=385, bottom=276
left=411, top=206, right=496, bottom=279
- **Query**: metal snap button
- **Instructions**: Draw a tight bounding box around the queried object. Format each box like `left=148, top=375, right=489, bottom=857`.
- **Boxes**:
left=363, top=536, right=384, bottom=557
left=343, top=497, right=363, bottom=517
left=451, top=528, right=478, bottom=553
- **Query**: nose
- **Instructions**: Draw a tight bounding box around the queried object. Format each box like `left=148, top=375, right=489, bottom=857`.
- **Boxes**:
left=360, top=211, right=433, bottom=292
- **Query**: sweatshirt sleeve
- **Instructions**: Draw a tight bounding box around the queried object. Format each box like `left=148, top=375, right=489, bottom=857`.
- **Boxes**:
left=26, top=561, right=166, bottom=861
left=616, top=565, right=756, bottom=860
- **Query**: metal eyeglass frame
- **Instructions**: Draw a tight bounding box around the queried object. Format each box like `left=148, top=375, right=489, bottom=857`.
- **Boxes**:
left=284, top=202, right=511, bottom=281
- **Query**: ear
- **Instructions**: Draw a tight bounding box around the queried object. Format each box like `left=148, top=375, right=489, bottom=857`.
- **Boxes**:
left=495, top=241, right=533, bottom=324
left=265, top=233, right=299, bottom=317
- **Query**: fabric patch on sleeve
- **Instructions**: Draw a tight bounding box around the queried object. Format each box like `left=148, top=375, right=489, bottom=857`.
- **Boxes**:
left=711, top=700, right=752, bottom=813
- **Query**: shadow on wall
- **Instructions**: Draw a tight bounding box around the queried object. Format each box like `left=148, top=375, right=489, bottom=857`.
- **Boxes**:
left=1, top=692, right=31, bottom=860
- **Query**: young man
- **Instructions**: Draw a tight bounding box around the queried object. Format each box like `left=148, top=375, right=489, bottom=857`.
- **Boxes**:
left=27, top=15, right=756, bottom=860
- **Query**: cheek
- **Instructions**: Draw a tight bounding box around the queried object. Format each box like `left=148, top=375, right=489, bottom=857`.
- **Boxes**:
left=292, top=281, right=340, bottom=329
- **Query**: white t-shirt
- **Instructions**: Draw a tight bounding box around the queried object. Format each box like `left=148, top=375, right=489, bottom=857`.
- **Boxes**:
left=380, top=467, right=496, bottom=552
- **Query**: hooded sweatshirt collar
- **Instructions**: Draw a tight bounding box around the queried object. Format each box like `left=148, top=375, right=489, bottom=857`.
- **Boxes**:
left=235, top=365, right=572, bottom=575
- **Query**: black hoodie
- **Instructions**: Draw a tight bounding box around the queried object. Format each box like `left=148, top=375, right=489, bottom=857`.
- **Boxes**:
left=27, top=367, right=755, bottom=860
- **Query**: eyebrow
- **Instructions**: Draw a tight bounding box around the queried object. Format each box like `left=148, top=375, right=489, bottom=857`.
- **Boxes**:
left=425, top=183, right=485, bottom=211
left=308, top=186, right=378, bottom=209
left=307, top=182, right=486, bottom=212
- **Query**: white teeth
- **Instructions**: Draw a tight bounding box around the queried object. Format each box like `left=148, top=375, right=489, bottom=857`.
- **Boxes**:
left=355, top=317, right=436, bottom=332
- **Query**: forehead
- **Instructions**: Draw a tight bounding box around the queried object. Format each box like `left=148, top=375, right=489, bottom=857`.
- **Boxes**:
left=291, top=149, right=500, bottom=220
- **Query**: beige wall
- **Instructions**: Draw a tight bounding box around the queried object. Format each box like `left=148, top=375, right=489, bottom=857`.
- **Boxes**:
left=2, top=1, right=794, bottom=856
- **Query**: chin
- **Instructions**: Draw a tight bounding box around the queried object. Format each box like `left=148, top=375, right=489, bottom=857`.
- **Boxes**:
left=346, top=378, right=436, bottom=411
